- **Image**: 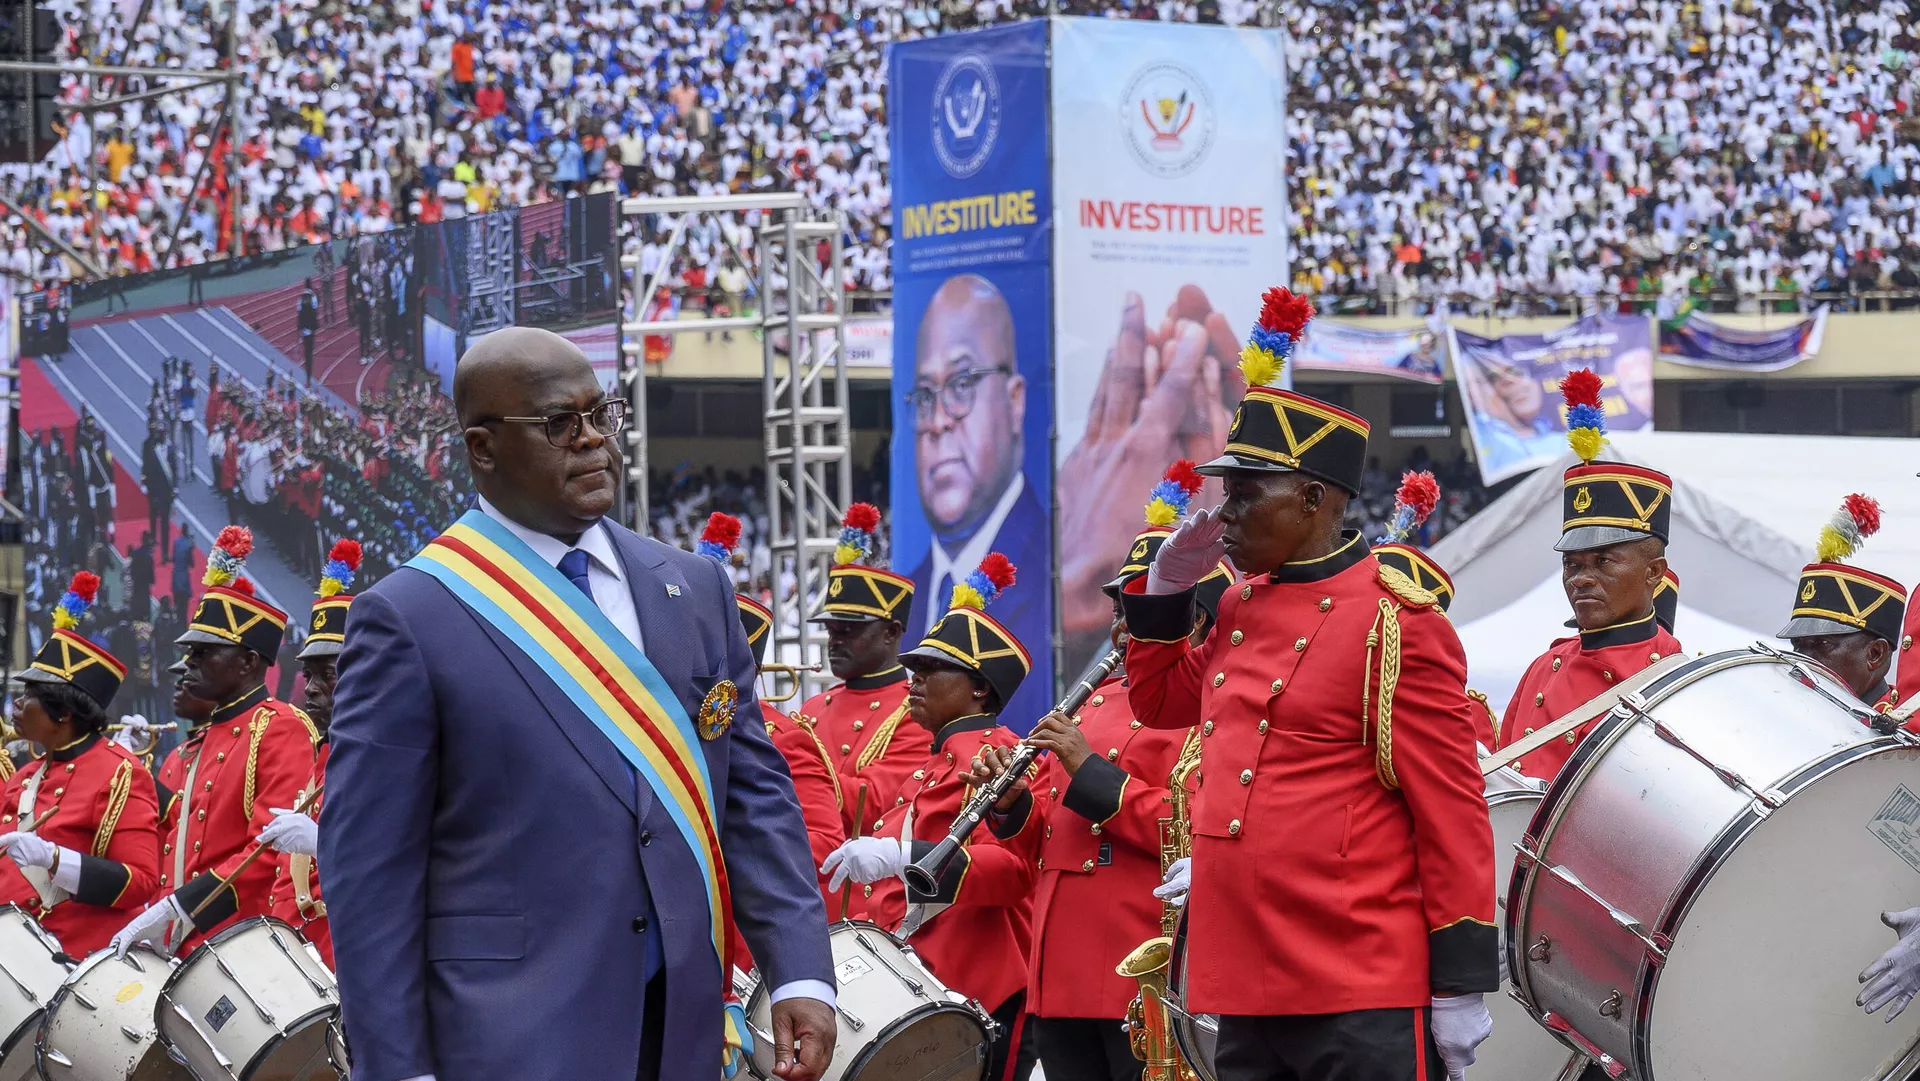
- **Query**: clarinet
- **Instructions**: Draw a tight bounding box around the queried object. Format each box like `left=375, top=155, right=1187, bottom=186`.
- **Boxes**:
left=902, top=645, right=1126, bottom=894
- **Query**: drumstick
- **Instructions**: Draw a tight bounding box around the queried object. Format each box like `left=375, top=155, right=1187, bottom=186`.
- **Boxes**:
left=837, top=785, right=868, bottom=921
left=185, top=785, right=322, bottom=922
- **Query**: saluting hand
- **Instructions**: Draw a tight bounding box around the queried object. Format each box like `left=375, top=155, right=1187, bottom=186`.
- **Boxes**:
left=1023, top=711, right=1094, bottom=776
left=961, top=744, right=1032, bottom=812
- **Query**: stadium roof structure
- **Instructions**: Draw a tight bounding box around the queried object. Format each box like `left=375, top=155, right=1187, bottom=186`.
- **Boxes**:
left=1431, top=430, right=1920, bottom=713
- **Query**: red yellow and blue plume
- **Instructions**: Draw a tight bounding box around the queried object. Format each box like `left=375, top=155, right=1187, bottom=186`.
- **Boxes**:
left=1144, top=460, right=1204, bottom=527
left=51, top=571, right=101, bottom=631
left=697, top=512, right=743, bottom=564
left=1815, top=493, right=1882, bottom=564
left=203, top=525, right=254, bottom=588
left=834, top=502, right=882, bottom=566
left=950, top=553, right=1016, bottom=611
left=1383, top=471, right=1441, bottom=544
left=1561, top=368, right=1607, bottom=465
left=319, top=539, right=363, bottom=597
left=1238, top=286, right=1315, bottom=390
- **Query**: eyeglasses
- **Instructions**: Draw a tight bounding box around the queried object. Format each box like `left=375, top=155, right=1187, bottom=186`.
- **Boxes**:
left=480, top=399, right=631, bottom=447
left=905, top=366, right=1012, bottom=426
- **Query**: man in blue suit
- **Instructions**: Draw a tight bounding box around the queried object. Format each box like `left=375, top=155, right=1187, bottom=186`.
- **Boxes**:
left=320, top=328, right=836, bottom=1081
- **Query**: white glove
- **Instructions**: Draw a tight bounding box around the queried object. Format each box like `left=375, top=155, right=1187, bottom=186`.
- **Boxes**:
left=111, top=714, right=149, bottom=753
left=1860, top=907, right=1920, bottom=1020
left=1429, top=993, right=1493, bottom=1081
left=110, top=895, right=186, bottom=958
left=1152, top=856, right=1190, bottom=907
left=820, top=836, right=909, bottom=892
left=258, top=809, right=318, bottom=857
left=1145, top=508, right=1227, bottom=595
left=0, top=831, right=56, bottom=869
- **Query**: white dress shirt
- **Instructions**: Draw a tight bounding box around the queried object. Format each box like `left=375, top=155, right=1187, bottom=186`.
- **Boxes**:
left=473, top=499, right=834, bottom=1012
left=924, top=471, right=1024, bottom=636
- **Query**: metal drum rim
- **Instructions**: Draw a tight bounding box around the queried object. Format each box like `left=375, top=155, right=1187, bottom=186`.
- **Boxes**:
left=231, top=1006, right=339, bottom=1081
left=1510, top=647, right=1845, bottom=1013
left=840, top=999, right=990, bottom=1081
left=1627, top=737, right=1920, bottom=1081
left=1166, top=908, right=1218, bottom=1081
left=154, top=915, right=309, bottom=1001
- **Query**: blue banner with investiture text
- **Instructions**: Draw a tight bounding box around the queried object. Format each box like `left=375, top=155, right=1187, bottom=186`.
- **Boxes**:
left=889, top=22, right=1053, bottom=732
left=1658, top=305, right=1828, bottom=373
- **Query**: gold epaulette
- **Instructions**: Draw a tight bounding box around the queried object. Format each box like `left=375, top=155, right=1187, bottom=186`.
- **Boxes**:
left=1467, top=688, right=1501, bottom=746
left=92, top=759, right=134, bottom=857
left=793, top=714, right=846, bottom=810
left=1378, top=563, right=1439, bottom=610
left=290, top=705, right=321, bottom=746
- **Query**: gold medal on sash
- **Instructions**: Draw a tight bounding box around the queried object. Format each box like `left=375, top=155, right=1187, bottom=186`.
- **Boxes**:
left=697, top=681, right=738, bottom=741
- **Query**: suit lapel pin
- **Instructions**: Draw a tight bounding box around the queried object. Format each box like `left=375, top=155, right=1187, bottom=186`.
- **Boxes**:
left=665, top=583, right=682, bottom=597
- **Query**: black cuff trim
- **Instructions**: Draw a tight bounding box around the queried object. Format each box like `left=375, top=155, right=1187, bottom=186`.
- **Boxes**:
left=74, top=856, right=132, bottom=907
left=1121, top=586, right=1197, bottom=644
left=907, top=839, right=969, bottom=904
left=1062, top=755, right=1128, bottom=825
left=987, top=788, right=1034, bottom=839
left=1430, top=919, right=1500, bottom=994
left=174, top=871, right=237, bottom=931
left=154, top=779, right=174, bottom=812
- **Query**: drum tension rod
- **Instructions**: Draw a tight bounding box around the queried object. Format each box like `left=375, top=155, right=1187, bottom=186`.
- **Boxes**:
left=1542, top=1013, right=1626, bottom=1078
left=168, top=999, right=237, bottom=1070
left=267, top=928, right=334, bottom=999
left=1515, top=843, right=1669, bottom=964
left=1618, top=698, right=1784, bottom=811
left=204, top=942, right=278, bottom=1026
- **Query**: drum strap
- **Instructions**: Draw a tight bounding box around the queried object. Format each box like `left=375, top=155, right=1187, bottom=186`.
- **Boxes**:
left=1479, top=654, right=1689, bottom=776
left=290, top=778, right=323, bottom=919
left=15, top=767, right=66, bottom=910
left=165, top=747, right=205, bottom=951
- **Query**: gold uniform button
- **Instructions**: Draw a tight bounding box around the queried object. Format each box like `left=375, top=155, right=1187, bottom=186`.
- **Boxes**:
left=1565, top=733, right=1576, bottom=743
left=895, top=797, right=904, bottom=806
left=1090, top=823, right=1102, bottom=835
left=196, top=809, right=206, bottom=821
left=1230, top=630, right=1244, bottom=645
left=912, top=769, right=926, bottom=780
left=1319, top=597, right=1332, bottom=611
left=1049, top=786, right=1059, bottom=798
left=852, top=721, right=864, bottom=732
left=1107, top=748, right=1120, bottom=761
left=1257, top=720, right=1269, bottom=734
left=1082, top=860, right=1095, bottom=872
left=840, top=744, right=852, bottom=755
left=1212, top=673, right=1226, bottom=688
left=162, top=844, right=171, bottom=854
left=869, top=701, right=880, bottom=710
left=63, top=764, right=74, bottom=773
left=1239, top=769, right=1253, bottom=784
left=1525, top=727, right=1536, bottom=736
left=873, top=820, right=884, bottom=832
left=1130, top=720, right=1142, bottom=729
left=204, top=781, right=213, bottom=791
left=1045, top=826, right=1052, bottom=838
left=1551, top=658, right=1562, bottom=671
left=1294, top=637, right=1307, bottom=651
left=216, top=753, right=226, bottom=762
left=1240, top=585, right=1253, bottom=601
left=1603, top=671, right=1614, bottom=682
left=232, top=726, right=242, bottom=736
left=1228, top=819, right=1242, bottom=835
left=1202, top=721, right=1215, bottom=736
left=1649, top=652, right=1660, bottom=662
left=825, top=695, right=834, bottom=705
left=1, top=816, right=11, bottom=824
left=1270, top=679, right=1284, bottom=693
left=1038, top=858, right=1046, bottom=870
left=1534, top=693, right=1544, bottom=707
left=52, top=788, right=62, bottom=797
left=1091, top=695, right=1105, bottom=707
left=1906, top=635, right=1914, bottom=651
left=193, top=842, right=201, bottom=852
left=863, top=885, right=872, bottom=897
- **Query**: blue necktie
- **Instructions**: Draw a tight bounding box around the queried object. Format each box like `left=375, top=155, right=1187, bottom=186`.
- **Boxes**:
left=557, top=547, right=662, bottom=978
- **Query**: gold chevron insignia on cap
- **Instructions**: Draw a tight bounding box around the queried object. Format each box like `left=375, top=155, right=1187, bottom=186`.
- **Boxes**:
left=191, top=591, right=289, bottom=643
left=31, top=630, right=127, bottom=682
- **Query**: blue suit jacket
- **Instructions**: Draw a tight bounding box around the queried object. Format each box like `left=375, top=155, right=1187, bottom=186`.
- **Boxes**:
left=905, top=480, right=1053, bottom=732
left=319, top=519, right=833, bottom=1081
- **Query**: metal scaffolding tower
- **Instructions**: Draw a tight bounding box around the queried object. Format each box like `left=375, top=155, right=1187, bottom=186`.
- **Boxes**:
left=618, top=193, right=851, bottom=700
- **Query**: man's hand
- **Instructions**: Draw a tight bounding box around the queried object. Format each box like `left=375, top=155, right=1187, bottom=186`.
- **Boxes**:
left=1146, top=507, right=1227, bottom=595
left=1429, top=992, right=1493, bottom=1081
left=258, top=809, right=318, bottom=856
left=819, top=837, right=908, bottom=892
left=770, top=996, right=835, bottom=1081
left=1153, top=856, right=1190, bottom=907
left=961, top=743, right=1033, bottom=811
left=1860, top=907, right=1920, bottom=1020
left=1023, top=711, right=1093, bottom=776
left=111, top=894, right=185, bottom=958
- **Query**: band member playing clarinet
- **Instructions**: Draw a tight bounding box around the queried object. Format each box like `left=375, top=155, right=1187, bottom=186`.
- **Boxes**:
left=0, top=573, right=161, bottom=955
left=820, top=554, right=1038, bottom=1081
left=1117, top=289, right=1497, bottom=1081
left=966, top=462, right=1233, bottom=1081
left=110, top=526, right=318, bottom=958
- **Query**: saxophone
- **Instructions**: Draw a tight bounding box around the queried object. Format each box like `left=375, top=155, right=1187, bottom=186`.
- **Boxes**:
left=1118, top=726, right=1203, bottom=1081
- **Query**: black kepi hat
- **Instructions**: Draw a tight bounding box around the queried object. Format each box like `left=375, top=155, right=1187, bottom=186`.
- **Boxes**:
left=900, top=553, right=1029, bottom=706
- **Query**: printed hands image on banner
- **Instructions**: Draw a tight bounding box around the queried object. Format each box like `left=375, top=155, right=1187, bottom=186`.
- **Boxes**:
left=1450, top=314, right=1657, bottom=486
left=1049, top=17, right=1287, bottom=670
left=889, top=22, right=1053, bottom=731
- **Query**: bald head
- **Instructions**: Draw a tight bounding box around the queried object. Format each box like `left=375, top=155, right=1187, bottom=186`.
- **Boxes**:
left=457, top=327, right=621, bottom=542
left=913, top=273, right=1025, bottom=537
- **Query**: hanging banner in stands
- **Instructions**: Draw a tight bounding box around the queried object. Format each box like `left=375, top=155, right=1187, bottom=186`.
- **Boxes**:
left=889, top=21, right=1054, bottom=732
left=13, top=194, right=618, bottom=712
left=1293, top=318, right=1446, bottom=384
left=1657, top=305, right=1829, bottom=373
left=1450, top=313, right=1657, bottom=486
left=1048, top=16, right=1287, bottom=674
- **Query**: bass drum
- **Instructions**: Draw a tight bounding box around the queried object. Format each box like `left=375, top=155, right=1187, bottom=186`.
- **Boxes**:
left=1481, top=763, right=1592, bottom=1081
left=1510, top=646, right=1920, bottom=1081
left=1165, top=911, right=1216, bottom=1081
left=0, top=904, right=70, bottom=1081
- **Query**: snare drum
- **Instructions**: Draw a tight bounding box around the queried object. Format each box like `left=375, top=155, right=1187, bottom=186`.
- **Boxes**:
left=741, top=920, right=991, bottom=1081
left=0, top=905, right=68, bottom=1081
left=155, top=917, right=340, bottom=1081
left=36, top=945, right=191, bottom=1081
left=1511, top=646, right=1920, bottom=1081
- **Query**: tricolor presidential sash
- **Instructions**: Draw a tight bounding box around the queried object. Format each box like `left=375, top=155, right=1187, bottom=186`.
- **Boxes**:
left=406, top=511, right=735, bottom=987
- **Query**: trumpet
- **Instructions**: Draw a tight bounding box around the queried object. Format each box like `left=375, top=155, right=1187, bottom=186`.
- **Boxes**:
left=756, top=663, right=822, bottom=704
left=107, top=721, right=179, bottom=756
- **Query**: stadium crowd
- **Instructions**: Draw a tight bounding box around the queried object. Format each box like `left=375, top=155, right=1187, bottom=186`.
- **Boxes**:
left=0, top=0, right=1913, bottom=316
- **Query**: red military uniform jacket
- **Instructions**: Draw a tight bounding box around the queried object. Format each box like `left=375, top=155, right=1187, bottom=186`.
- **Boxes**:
left=862, top=715, right=1037, bottom=1014
left=1895, top=585, right=1920, bottom=724
left=801, top=668, right=916, bottom=838
left=1120, top=535, right=1498, bottom=1016
left=0, top=735, right=160, bottom=954
left=267, top=740, right=328, bottom=965
left=992, top=677, right=1191, bottom=1019
left=158, top=686, right=318, bottom=952
left=1496, top=614, right=1683, bottom=779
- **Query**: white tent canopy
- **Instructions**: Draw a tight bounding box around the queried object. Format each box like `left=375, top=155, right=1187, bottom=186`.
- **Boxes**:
left=1432, top=431, right=1920, bottom=713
